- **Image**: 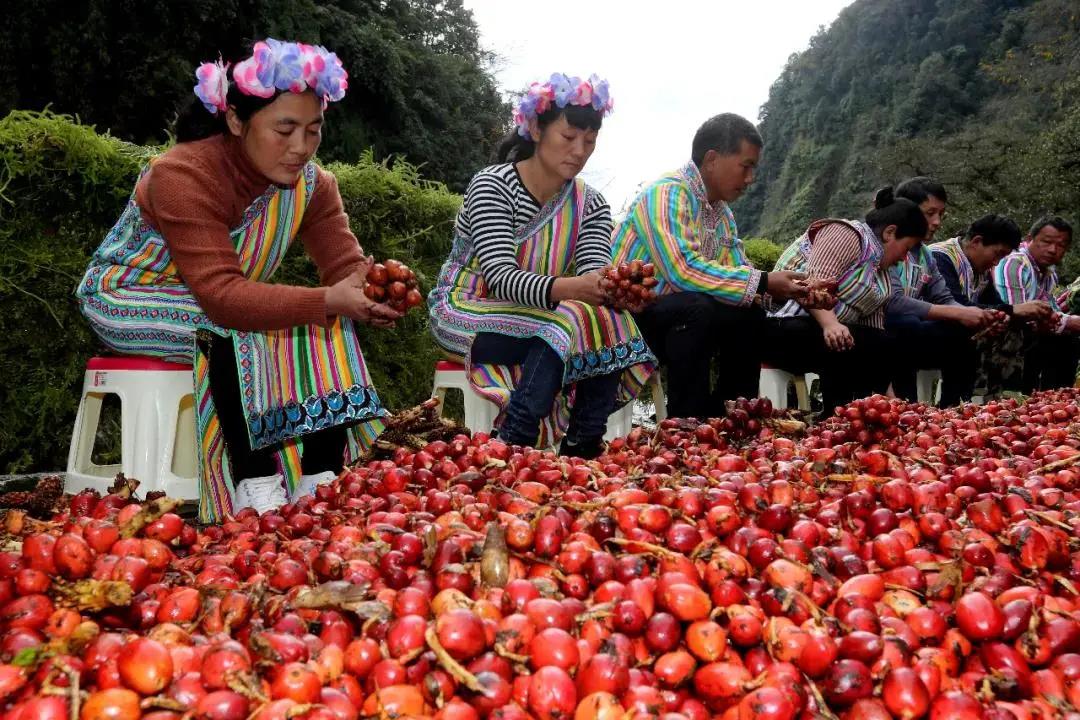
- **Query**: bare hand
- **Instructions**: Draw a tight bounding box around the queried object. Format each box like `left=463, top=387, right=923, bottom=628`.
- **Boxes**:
left=1013, top=301, right=1053, bottom=322
left=551, top=271, right=607, bottom=306
left=326, top=258, right=403, bottom=328
left=767, top=271, right=810, bottom=301
left=823, top=322, right=854, bottom=352
left=951, top=305, right=996, bottom=330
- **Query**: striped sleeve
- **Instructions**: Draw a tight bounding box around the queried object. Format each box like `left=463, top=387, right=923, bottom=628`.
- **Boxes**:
left=993, top=254, right=1035, bottom=305
left=631, top=182, right=759, bottom=306
left=574, top=190, right=614, bottom=275
left=806, top=223, right=861, bottom=279
left=463, top=173, right=556, bottom=309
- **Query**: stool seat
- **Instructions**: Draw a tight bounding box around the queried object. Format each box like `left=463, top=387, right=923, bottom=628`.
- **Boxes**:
left=67, top=355, right=197, bottom=500
left=431, top=362, right=667, bottom=443
left=86, top=357, right=192, bottom=371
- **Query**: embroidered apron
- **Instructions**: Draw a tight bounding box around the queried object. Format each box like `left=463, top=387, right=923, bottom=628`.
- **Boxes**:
left=427, top=178, right=656, bottom=447
left=77, top=162, right=385, bottom=522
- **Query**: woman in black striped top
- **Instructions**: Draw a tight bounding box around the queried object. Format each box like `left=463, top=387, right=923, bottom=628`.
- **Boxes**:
left=428, top=75, right=656, bottom=458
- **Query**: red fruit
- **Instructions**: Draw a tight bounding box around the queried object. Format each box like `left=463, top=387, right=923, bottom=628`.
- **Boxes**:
left=824, top=659, right=872, bottom=706
left=80, top=689, right=141, bottom=720
left=117, top=637, right=173, bottom=695
left=530, top=628, right=579, bottom=671
left=882, top=667, right=930, bottom=720
left=693, top=662, right=751, bottom=702
left=195, top=691, right=250, bottom=720
left=270, top=663, right=321, bottom=703
left=955, top=592, right=1004, bottom=641
left=436, top=609, right=487, bottom=661
left=737, top=687, right=795, bottom=720
left=201, top=642, right=251, bottom=690
left=53, top=535, right=93, bottom=579
left=528, top=666, right=577, bottom=720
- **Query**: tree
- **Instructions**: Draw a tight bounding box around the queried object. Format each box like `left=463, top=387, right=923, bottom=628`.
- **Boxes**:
left=0, top=0, right=508, bottom=191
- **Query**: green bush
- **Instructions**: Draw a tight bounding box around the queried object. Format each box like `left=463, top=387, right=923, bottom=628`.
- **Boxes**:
left=743, top=237, right=783, bottom=271
left=0, top=110, right=460, bottom=473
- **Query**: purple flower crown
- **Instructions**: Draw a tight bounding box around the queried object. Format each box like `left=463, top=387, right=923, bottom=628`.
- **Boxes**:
left=513, top=73, right=613, bottom=138
left=194, top=38, right=348, bottom=115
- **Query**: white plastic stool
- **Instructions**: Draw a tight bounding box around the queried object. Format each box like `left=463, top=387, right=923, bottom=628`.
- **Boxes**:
left=431, top=361, right=668, bottom=441
left=431, top=360, right=500, bottom=434
left=759, top=366, right=815, bottom=411
left=66, top=357, right=198, bottom=499
left=602, top=373, right=668, bottom=440
left=917, top=368, right=943, bottom=406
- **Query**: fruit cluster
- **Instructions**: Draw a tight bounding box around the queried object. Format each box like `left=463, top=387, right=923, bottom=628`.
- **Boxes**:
left=364, top=260, right=423, bottom=313
left=599, top=261, right=658, bottom=311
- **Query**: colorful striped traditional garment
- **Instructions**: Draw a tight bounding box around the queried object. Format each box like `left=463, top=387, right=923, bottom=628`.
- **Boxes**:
left=892, top=245, right=935, bottom=298
left=771, top=219, right=891, bottom=328
left=929, top=237, right=987, bottom=303
left=993, top=246, right=1062, bottom=310
left=611, top=161, right=761, bottom=306
left=428, top=176, right=656, bottom=448
left=77, top=162, right=385, bottom=522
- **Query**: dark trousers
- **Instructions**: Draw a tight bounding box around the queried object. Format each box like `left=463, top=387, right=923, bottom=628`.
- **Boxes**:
left=471, top=333, right=620, bottom=447
left=886, top=315, right=976, bottom=406
left=204, top=334, right=347, bottom=480
left=633, top=292, right=764, bottom=419
left=1021, top=332, right=1080, bottom=393
left=762, top=316, right=892, bottom=413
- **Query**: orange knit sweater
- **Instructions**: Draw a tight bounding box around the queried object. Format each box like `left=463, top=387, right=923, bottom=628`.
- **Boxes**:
left=136, top=134, right=364, bottom=331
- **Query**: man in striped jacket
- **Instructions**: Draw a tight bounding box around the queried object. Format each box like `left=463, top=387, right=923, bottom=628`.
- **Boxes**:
left=611, top=114, right=806, bottom=418
left=988, top=216, right=1080, bottom=392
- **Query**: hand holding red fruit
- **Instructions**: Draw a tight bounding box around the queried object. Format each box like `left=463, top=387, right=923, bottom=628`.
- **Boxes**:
left=362, top=258, right=424, bottom=315
left=796, top=277, right=839, bottom=310
left=599, top=261, right=658, bottom=311
left=550, top=271, right=608, bottom=306
left=326, top=257, right=402, bottom=328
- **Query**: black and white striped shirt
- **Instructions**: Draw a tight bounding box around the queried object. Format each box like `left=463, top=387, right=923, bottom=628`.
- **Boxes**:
left=457, top=163, right=614, bottom=308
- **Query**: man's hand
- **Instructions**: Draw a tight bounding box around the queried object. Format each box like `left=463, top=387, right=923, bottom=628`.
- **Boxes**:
left=766, top=271, right=809, bottom=301
left=1013, top=301, right=1053, bottom=322
left=823, top=321, right=854, bottom=352
left=949, top=305, right=998, bottom=330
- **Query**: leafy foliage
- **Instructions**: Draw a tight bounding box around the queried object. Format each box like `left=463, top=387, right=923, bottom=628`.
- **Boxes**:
left=743, top=238, right=783, bottom=272
left=0, top=0, right=508, bottom=191
left=734, top=0, right=1080, bottom=279
left=0, top=111, right=460, bottom=473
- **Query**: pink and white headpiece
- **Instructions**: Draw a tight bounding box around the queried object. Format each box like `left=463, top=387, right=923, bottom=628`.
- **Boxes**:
left=193, top=38, right=348, bottom=115
left=512, top=73, right=613, bottom=138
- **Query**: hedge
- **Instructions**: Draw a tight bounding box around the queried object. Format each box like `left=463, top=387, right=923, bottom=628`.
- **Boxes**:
left=0, top=111, right=461, bottom=473
left=743, top=237, right=783, bottom=271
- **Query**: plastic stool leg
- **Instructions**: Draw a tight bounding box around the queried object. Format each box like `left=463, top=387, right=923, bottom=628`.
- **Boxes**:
left=793, top=377, right=810, bottom=411
left=651, top=375, right=668, bottom=422
left=759, top=369, right=791, bottom=410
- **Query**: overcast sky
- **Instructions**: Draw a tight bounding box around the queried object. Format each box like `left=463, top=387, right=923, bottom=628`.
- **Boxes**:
left=462, top=0, right=854, bottom=212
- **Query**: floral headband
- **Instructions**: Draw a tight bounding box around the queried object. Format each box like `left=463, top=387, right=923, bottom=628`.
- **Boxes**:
left=512, top=73, right=613, bottom=138
left=194, top=38, right=348, bottom=115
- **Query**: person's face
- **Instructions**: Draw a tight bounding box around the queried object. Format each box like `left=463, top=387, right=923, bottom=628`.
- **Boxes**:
left=227, top=91, right=323, bottom=185
left=699, top=140, right=761, bottom=203
left=532, top=114, right=598, bottom=181
left=1026, top=225, right=1071, bottom=269
left=965, top=237, right=1013, bottom=273
left=919, top=196, right=947, bottom=240
left=879, top=226, right=923, bottom=268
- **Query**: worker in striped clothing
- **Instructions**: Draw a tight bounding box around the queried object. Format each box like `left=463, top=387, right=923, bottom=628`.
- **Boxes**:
left=986, top=216, right=1080, bottom=392
left=611, top=114, right=807, bottom=419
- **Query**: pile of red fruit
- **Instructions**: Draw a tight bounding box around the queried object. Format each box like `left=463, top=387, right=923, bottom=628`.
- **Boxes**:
left=600, top=261, right=658, bottom=312
left=364, top=260, right=424, bottom=313
left=5, top=390, right=1080, bottom=720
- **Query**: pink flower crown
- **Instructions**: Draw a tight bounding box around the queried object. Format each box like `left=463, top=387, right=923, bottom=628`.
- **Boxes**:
left=513, top=73, right=614, bottom=138
left=194, top=38, right=348, bottom=115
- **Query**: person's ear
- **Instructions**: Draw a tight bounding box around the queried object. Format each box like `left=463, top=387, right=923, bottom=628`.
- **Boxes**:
left=882, top=225, right=898, bottom=245
left=529, top=120, right=541, bottom=144
left=225, top=107, right=243, bottom=137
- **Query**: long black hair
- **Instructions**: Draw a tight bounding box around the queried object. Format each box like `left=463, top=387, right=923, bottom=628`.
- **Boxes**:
left=495, top=104, right=604, bottom=163
left=865, top=187, right=928, bottom=240
left=174, top=68, right=285, bottom=143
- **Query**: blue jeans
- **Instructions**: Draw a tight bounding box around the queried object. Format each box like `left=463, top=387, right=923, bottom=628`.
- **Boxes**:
left=471, top=333, right=620, bottom=447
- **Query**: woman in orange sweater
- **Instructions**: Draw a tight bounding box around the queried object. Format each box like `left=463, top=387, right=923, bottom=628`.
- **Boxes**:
left=77, top=40, right=399, bottom=520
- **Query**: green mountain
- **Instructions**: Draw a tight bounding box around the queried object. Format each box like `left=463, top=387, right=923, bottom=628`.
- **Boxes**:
left=734, top=0, right=1080, bottom=277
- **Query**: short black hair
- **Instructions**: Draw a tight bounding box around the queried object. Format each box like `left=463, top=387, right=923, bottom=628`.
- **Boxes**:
left=896, top=176, right=948, bottom=205
left=1029, top=215, right=1073, bottom=244
left=965, top=214, right=1021, bottom=250
left=691, top=113, right=762, bottom=167
left=865, top=186, right=928, bottom=240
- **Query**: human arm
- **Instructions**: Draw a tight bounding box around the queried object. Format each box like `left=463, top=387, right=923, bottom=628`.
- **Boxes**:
left=808, top=308, right=854, bottom=351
